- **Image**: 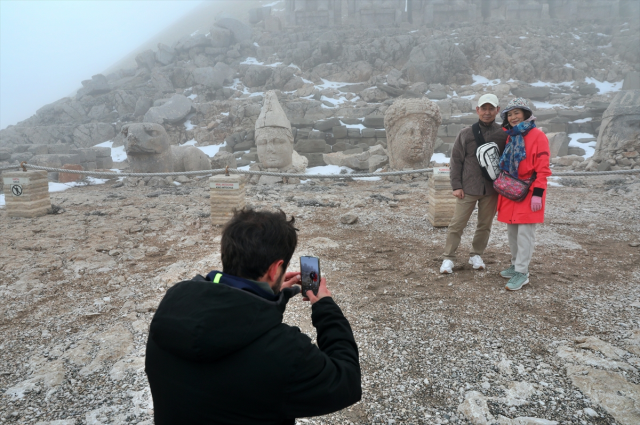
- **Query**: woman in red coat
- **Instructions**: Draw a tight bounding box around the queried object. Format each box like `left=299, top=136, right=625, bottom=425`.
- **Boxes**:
left=496, top=98, right=552, bottom=291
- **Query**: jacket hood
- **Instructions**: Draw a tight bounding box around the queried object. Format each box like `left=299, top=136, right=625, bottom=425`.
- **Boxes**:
left=149, top=272, right=299, bottom=362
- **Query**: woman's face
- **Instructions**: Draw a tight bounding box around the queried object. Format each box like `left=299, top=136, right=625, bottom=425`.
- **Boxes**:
left=507, top=108, right=526, bottom=127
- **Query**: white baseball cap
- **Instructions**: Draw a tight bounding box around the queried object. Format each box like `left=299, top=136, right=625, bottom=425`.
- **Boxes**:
left=477, top=94, right=499, bottom=108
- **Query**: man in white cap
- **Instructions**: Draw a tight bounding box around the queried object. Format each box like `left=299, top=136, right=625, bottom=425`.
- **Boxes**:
left=440, top=94, right=508, bottom=274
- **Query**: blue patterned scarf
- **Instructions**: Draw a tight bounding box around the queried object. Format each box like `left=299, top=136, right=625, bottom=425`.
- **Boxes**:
left=500, top=119, right=536, bottom=179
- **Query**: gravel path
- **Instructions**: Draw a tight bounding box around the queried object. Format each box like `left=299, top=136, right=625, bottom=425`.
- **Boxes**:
left=1, top=174, right=639, bottom=424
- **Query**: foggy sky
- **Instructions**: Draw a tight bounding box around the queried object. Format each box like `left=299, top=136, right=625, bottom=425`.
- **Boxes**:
left=0, top=0, right=205, bottom=130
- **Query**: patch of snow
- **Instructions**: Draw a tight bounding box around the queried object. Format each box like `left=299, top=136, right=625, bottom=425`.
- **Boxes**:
left=263, top=0, right=281, bottom=6
left=598, top=42, right=612, bottom=49
left=197, top=143, right=227, bottom=158
left=571, top=33, right=580, bottom=40
left=471, top=75, right=500, bottom=86
left=340, top=120, right=365, bottom=130
left=564, top=63, right=575, bottom=69
left=184, top=119, right=196, bottom=131
left=95, top=141, right=127, bottom=163
left=570, top=117, right=592, bottom=124
left=173, top=181, right=182, bottom=186
left=317, top=79, right=362, bottom=90
left=0, top=194, right=4, bottom=207
left=240, top=57, right=264, bottom=66
left=431, top=153, right=450, bottom=164
left=530, top=80, right=574, bottom=88
left=461, top=95, right=476, bottom=100
left=220, top=112, right=229, bottom=116
left=519, top=36, right=527, bottom=39
left=190, top=30, right=199, bottom=37
left=584, top=78, right=623, bottom=94
left=304, top=164, right=381, bottom=181
left=49, top=177, right=108, bottom=193
left=187, top=94, right=197, bottom=100
left=532, top=100, right=566, bottom=109
left=254, top=42, right=260, bottom=47
left=596, top=33, right=608, bottom=37
left=548, top=177, right=564, bottom=187
left=182, top=139, right=197, bottom=146
left=568, top=132, right=597, bottom=159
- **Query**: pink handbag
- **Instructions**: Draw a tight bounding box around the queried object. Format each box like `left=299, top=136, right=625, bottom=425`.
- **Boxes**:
left=493, top=171, right=537, bottom=202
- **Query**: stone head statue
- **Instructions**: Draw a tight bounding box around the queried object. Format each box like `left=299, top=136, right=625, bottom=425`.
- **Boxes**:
left=255, top=91, right=294, bottom=170
left=123, top=123, right=173, bottom=173
left=384, top=98, right=442, bottom=170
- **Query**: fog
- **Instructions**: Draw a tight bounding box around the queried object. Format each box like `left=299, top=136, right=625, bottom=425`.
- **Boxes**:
left=0, top=0, right=205, bottom=130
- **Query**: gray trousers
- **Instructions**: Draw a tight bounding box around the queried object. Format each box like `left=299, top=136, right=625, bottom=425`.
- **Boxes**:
left=507, top=223, right=537, bottom=274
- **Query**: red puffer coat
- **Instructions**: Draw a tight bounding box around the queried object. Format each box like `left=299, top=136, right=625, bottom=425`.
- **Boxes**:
left=497, top=127, right=552, bottom=224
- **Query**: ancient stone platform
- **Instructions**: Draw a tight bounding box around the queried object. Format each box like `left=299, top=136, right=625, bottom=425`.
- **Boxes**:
left=2, top=170, right=51, bottom=218
left=209, top=174, right=246, bottom=226
left=427, top=171, right=456, bottom=227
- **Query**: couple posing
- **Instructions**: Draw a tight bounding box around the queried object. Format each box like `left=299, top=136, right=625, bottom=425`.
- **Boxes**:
left=439, top=95, right=551, bottom=291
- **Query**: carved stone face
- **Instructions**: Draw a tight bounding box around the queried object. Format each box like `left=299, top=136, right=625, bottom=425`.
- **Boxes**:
left=390, top=117, right=432, bottom=164
left=123, top=123, right=170, bottom=155
left=384, top=98, right=441, bottom=170
left=255, top=127, right=293, bottom=169
left=122, top=123, right=173, bottom=173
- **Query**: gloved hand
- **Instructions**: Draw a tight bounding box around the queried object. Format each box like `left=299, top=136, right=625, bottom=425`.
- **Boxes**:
left=531, top=196, right=542, bottom=212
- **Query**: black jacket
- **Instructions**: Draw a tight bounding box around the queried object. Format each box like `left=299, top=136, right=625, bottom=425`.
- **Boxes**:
left=145, top=273, right=361, bottom=425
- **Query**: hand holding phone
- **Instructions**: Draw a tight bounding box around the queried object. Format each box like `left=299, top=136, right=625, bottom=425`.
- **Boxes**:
left=300, top=256, right=321, bottom=297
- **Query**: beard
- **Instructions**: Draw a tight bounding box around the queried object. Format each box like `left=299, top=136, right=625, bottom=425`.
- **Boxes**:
left=271, top=266, right=286, bottom=294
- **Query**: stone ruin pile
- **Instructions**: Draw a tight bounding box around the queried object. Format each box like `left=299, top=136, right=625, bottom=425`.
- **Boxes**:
left=0, top=0, right=639, bottom=186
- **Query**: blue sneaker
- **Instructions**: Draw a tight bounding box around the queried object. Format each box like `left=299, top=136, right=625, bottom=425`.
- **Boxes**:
left=505, top=272, right=529, bottom=291
left=500, top=265, right=516, bottom=279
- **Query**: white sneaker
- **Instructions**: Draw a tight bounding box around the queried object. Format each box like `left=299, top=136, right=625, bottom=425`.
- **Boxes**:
left=469, top=255, right=485, bottom=270
left=440, top=259, right=454, bottom=274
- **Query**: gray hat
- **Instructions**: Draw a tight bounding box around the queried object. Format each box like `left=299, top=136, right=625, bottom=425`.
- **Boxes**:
left=500, top=97, right=533, bottom=121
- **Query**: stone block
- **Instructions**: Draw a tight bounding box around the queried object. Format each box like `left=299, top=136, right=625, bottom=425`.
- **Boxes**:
left=361, top=138, right=377, bottom=146
left=2, top=170, right=51, bottom=218
left=96, top=157, right=113, bottom=169
left=314, top=118, right=341, bottom=132
left=332, top=142, right=353, bottom=152
left=363, top=116, right=385, bottom=129
left=567, top=146, right=586, bottom=156
left=92, top=147, right=112, bottom=158
left=622, top=71, right=640, bottom=90
left=59, top=164, right=84, bottom=183
left=0, top=149, right=10, bottom=161
left=375, top=129, right=386, bottom=138
left=301, top=153, right=326, bottom=167
left=539, top=121, right=566, bottom=133
left=437, top=126, right=447, bottom=137
left=76, top=149, right=97, bottom=163
left=295, top=139, right=327, bottom=153
left=57, top=154, right=82, bottom=165
left=548, top=132, right=570, bottom=158
left=241, top=152, right=259, bottom=162
left=308, top=130, right=325, bottom=139
left=209, top=174, right=246, bottom=226
left=31, top=154, right=62, bottom=168
left=47, top=145, right=71, bottom=155
left=447, top=124, right=465, bottom=137
left=347, top=128, right=362, bottom=138
left=361, top=128, right=376, bottom=138
left=27, top=145, right=49, bottom=155
left=511, top=86, right=550, bottom=100
left=83, top=162, right=97, bottom=171
left=332, top=126, right=348, bottom=139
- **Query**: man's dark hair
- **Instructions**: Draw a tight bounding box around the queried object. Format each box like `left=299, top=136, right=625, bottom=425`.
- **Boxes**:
left=221, top=208, right=298, bottom=280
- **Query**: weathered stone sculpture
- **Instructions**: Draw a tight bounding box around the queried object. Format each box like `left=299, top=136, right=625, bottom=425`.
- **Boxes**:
left=384, top=98, right=442, bottom=170
left=255, top=91, right=295, bottom=170
left=123, top=123, right=211, bottom=173
left=251, top=91, right=307, bottom=184
left=591, top=90, right=640, bottom=169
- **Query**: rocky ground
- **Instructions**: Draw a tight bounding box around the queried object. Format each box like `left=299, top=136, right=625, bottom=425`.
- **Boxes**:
left=1, top=172, right=639, bottom=425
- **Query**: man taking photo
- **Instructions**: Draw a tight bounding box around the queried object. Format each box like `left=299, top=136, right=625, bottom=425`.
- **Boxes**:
left=440, top=94, right=507, bottom=274
left=145, top=208, right=361, bottom=424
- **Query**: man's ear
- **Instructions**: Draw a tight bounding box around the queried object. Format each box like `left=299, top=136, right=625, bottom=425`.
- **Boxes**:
left=266, top=259, right=285, bottom=283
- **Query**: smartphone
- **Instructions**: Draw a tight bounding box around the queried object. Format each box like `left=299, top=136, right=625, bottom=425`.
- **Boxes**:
left=300, top=256, right=321, bottom=297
